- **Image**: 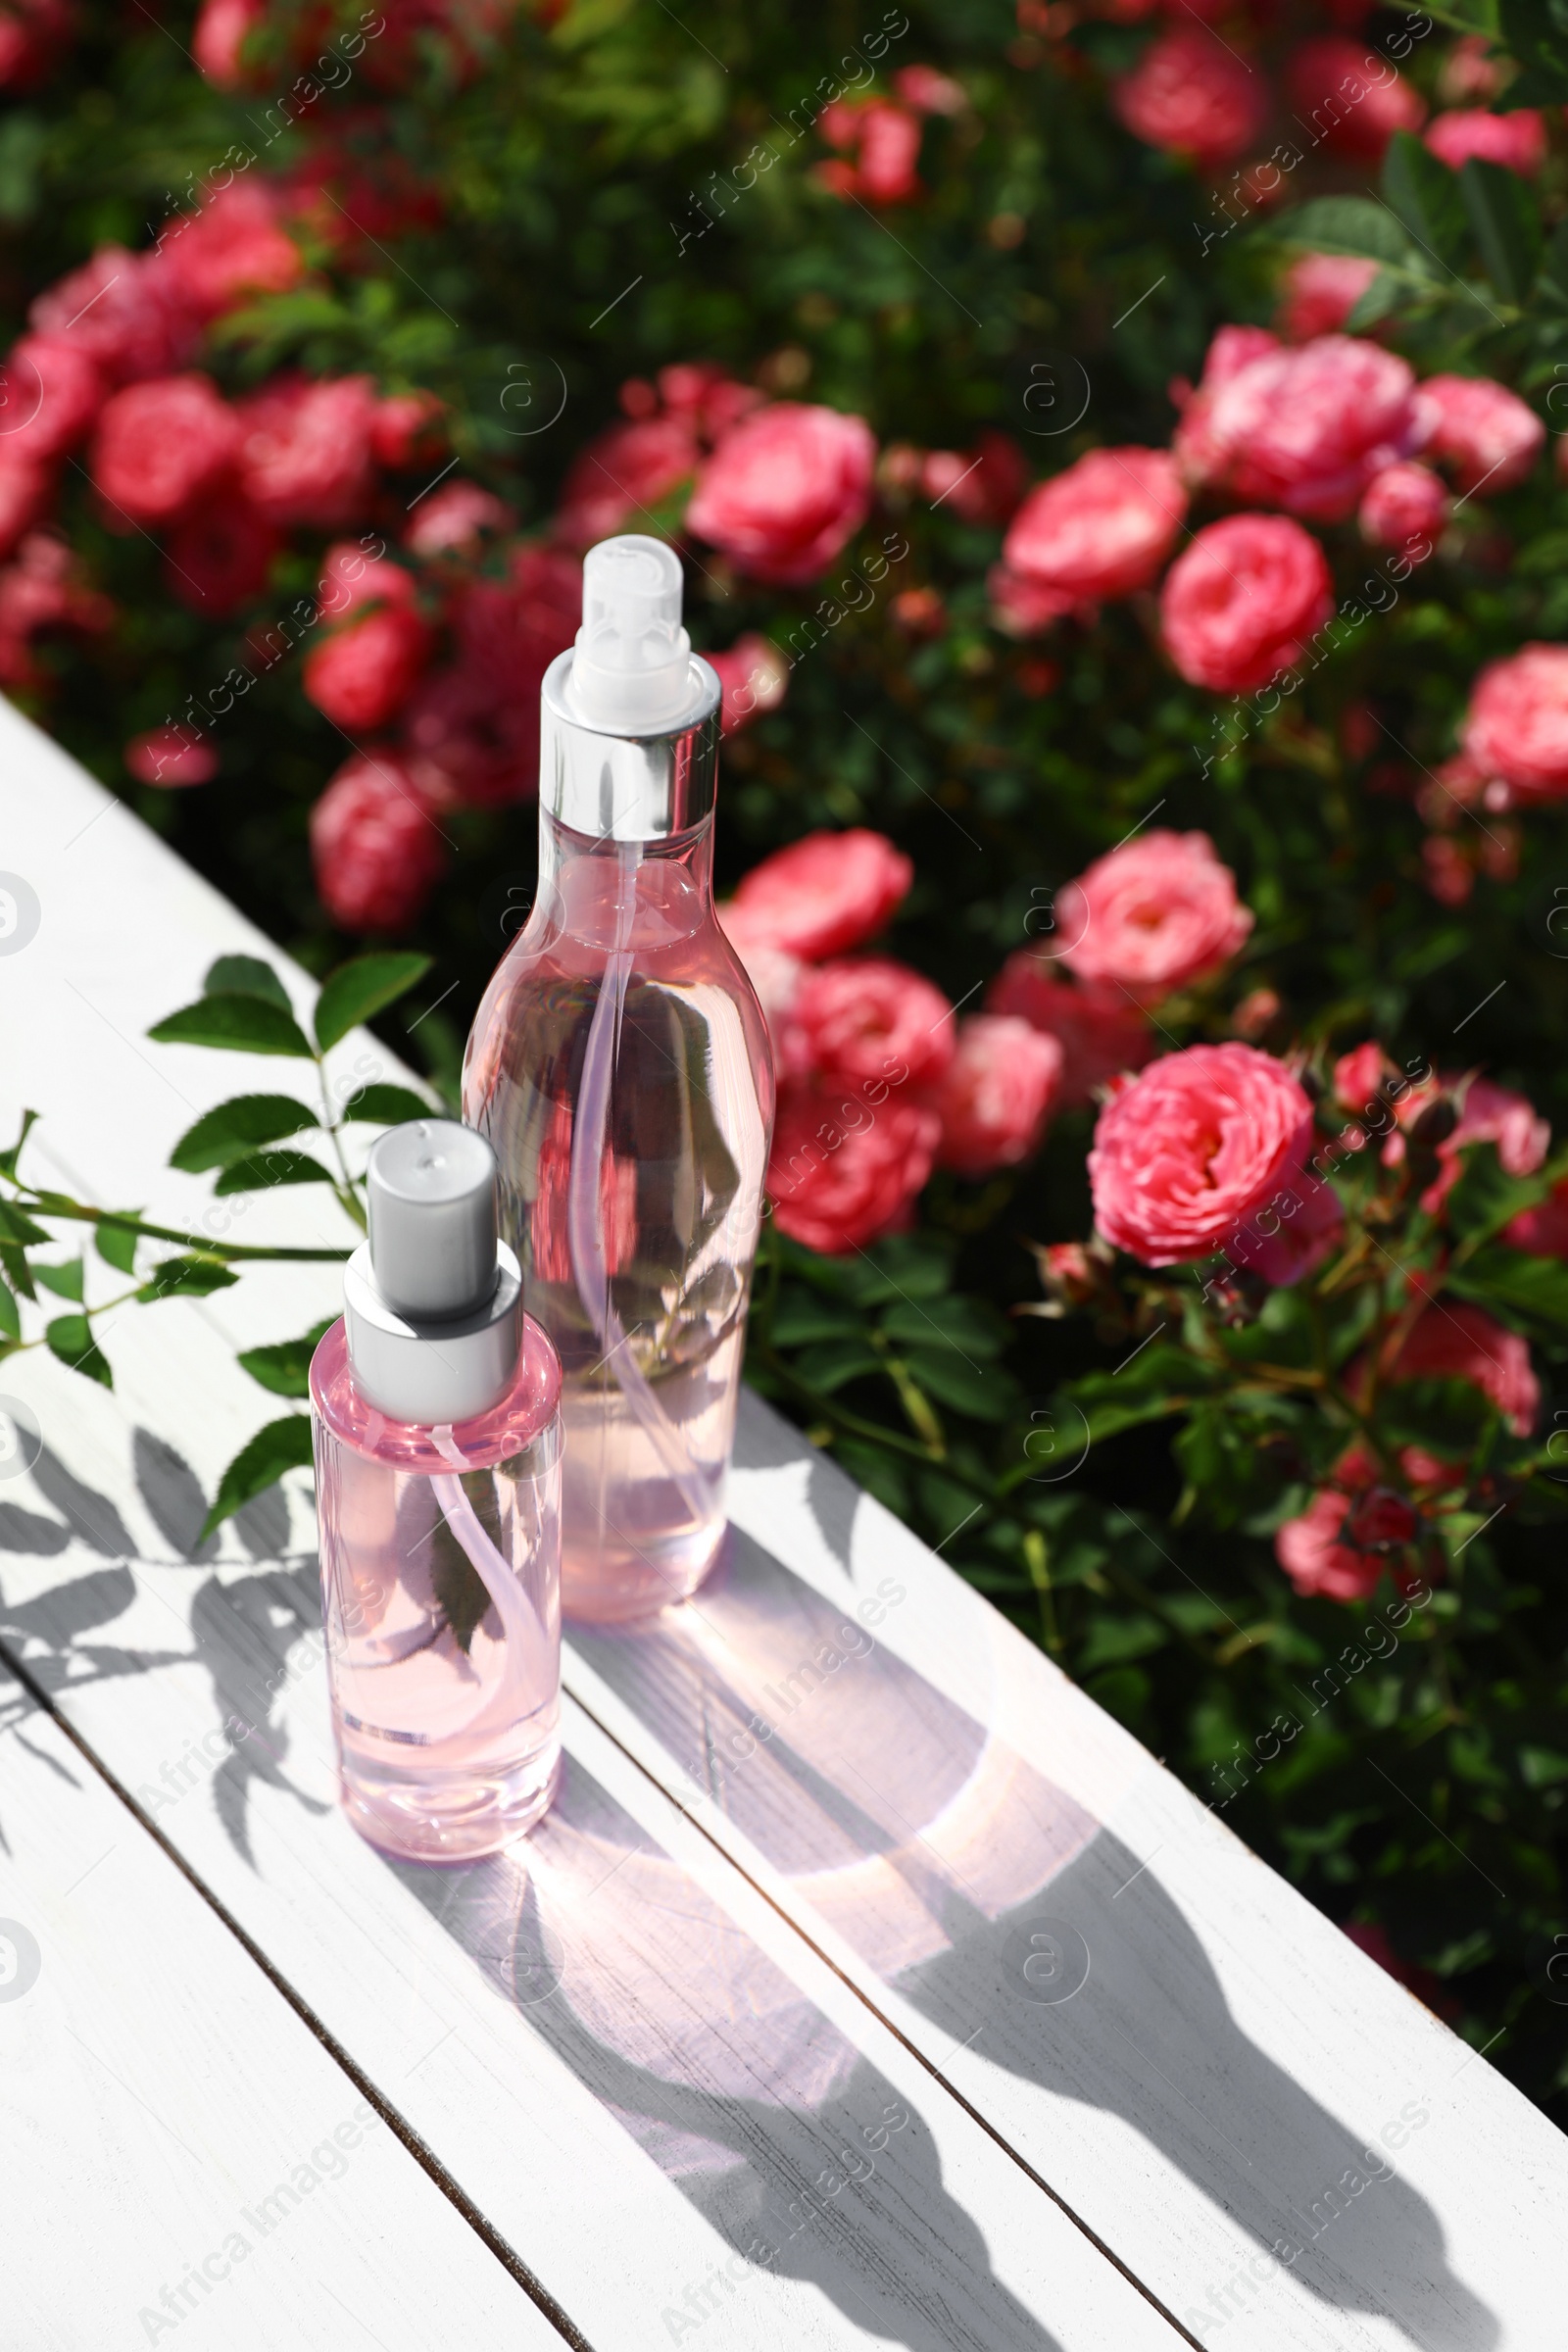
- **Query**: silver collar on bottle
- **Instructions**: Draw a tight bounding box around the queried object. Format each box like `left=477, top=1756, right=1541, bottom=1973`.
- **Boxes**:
left=540, top=649, right=721, bottom=844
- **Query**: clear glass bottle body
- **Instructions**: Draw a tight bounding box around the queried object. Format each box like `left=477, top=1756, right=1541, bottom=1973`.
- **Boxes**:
left=310, top=1319, right=563, bottom=1861
left=463, top=811, right=774, bottom=1624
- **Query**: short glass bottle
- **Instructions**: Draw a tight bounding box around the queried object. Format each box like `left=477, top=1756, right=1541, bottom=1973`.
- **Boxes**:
left=310, top=1118, right=564, bottom=1862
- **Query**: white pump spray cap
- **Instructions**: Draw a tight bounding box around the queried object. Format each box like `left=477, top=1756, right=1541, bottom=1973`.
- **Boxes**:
left=565, top=534, right=697, bottom=733
left=343, top=1119, right=522, bottom=1425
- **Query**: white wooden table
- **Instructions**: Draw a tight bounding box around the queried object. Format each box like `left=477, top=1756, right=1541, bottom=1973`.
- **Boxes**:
left=0, top=696, right=1562, bottom=2351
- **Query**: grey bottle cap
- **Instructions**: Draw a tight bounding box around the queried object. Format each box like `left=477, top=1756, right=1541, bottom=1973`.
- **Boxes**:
left=367, top=1120, right=498, bottom=1322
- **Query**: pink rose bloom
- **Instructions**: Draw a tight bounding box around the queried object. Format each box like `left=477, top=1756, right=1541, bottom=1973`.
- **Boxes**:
left=1461, top=644, right=1568, bottom=801
left=0, top=0, right=72, bottom=88
left=1089, top=1041, right=1313, bottom=1265
left=1420, top=1077, right=1549, bottom=1216
left=318, top=542, right=418, bottom=625
left=29, top=246, right=197, bottom=385
left=988, top=562, right=1077, bottom=636
left=2, top=333, right=104, bottom=463
left=1175, top=332, right=1429, bottom=520
left=164, top=496, right=277, bottom=614
left=192, top=0, right=261, bottom=84
left=1002, top=448, right=1187, bottom=606
left=553, top=414, right=700, bottom=551
left=1276, top=254, right=1379, bottom=342
left=1056, top=827, right=1253, bottom=1004
left=1111, top=28, right=1267, bottom=171
left=922, top=430, right=1028, bottom=526
left=0, top=446, right=50, bottom=561
left=304, top=606, right=430, bottom=733
left=986, top=956, right=1153, bottom=1108
left=1358, top=462, right=1446, bottom=556
left=1418, top=373, right=1543, bottom=497
left=928, top=1014, right=1063, bottom=1177
left=1382, top=1301, right=1539, bottom=1434
left=405, top=479, right=515, bottom=558
left=1276, top=1491, right=1385, bottom=1602
left=90, top=373, right=238, bottom=524
left=1285, top=36, right=1425, bottom=159
left=706, top=632, right=788, bottom=737
left=768, top=1088, right=941, bottom=1253
left=1503, top=1178, right=1568, bottom=1259
left=687, top=402, right=876, bottom=585
left=731, top=827, right=912, bottom=959
left=782, top=956, right=955, bottom=1090
left=124, top=723, right=218, bottom=787
left=1425, top=108, right=1546, bottom=174
left=370, top=391, right=445, bottom=471
left=856, top=101, right=925, bottom=205
left=1333, top=1041, right=1394, bottom=1116
left=1225, top=1161, right=1345, bottom=1285
left=310, top=753, right=446, bottom=934
left=1160, top=514, right=1334, bottom=694
left=155, top=183, right=302, bottom=319
left=715, top=903, right=804, bottom=1041
left=895, top=63, right=966, bottom=115
left=236, top=375, right=378, bottom=527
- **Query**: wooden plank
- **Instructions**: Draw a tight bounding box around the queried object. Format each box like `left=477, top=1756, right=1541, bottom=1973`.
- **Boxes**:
left=0, top=705, right=1188, bottom=2350
left=0, top=1658, right=561, bottom=2351
left=563, top=1401, right=1568, bottom=2350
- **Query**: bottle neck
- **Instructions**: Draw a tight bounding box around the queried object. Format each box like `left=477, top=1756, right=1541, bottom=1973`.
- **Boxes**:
left=535, top=808, right=715, bottom=952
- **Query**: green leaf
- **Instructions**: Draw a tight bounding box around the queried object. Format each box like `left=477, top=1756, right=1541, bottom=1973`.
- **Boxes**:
left=880, top=1295, right=1006, bottom=1355
left=1382, top=132, right=1470, bottom=272
left=1460, top=156, right=1543, bottom=303
left=95, top=1218, right=140, bottom=1274
left=1274, top=195, right=1414, bottom=265
left=339, top=1083, right=434, bottom=1126
left=32, top=1257, right=83, bottom=1300
left=46, top=1313, right=112, bottom=1388
left=212, top=1150, right=337, bottom=1196
left=171, top=1095, right=320, bottom=1172
left=0, top=1197, right=49, bottom=1248
left=0, top=1280, right=18, bottom=1341
left=1344, top=269, right=1409, bottom=332
left=313, top=954, right=432, bottom=1055
left=1499, top=0, right=1568, bottom=104
left=150, top=996, right=314, bottom=1059
left=428, top=1481, right=501, bottom=1655
left=137, top=1256, right=241, bottom=1300
left=0, top=1106, right=38, bottom=1182
left=1380, top=1375, right=1494, bottom=1453
left=202, top=1415, right=315, bottom=1539
left=770, top=1293, right=866, bottom=1346
left=902, top=1348, right=1020, bottom=1421
left=237, top=1319, right=333, bottom=1399
left=1447, top=1246, right=1568, bottom=1337
left=204, top=954, right=294, bottom=1010
left=0, top=1243, right=34, bottom=1300
left=1446, top=1142, right=1547, bottom=1244
left=794, top=1337, right=884, bottom=1392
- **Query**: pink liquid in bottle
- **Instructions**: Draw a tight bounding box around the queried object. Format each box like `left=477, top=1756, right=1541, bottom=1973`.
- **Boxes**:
left=464, top=539, right=773, bottom=1624
left=310, top=1123, right=564, bottom=1861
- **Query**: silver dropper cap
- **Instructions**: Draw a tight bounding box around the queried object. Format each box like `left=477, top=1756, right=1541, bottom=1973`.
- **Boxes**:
left=540, top=532, right=721, bottom=844
left=344, top=1120, right=522, bottom=1425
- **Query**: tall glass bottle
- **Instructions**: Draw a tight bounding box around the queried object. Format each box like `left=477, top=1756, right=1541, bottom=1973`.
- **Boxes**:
left=464, top=536, right=774, bottom=1624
